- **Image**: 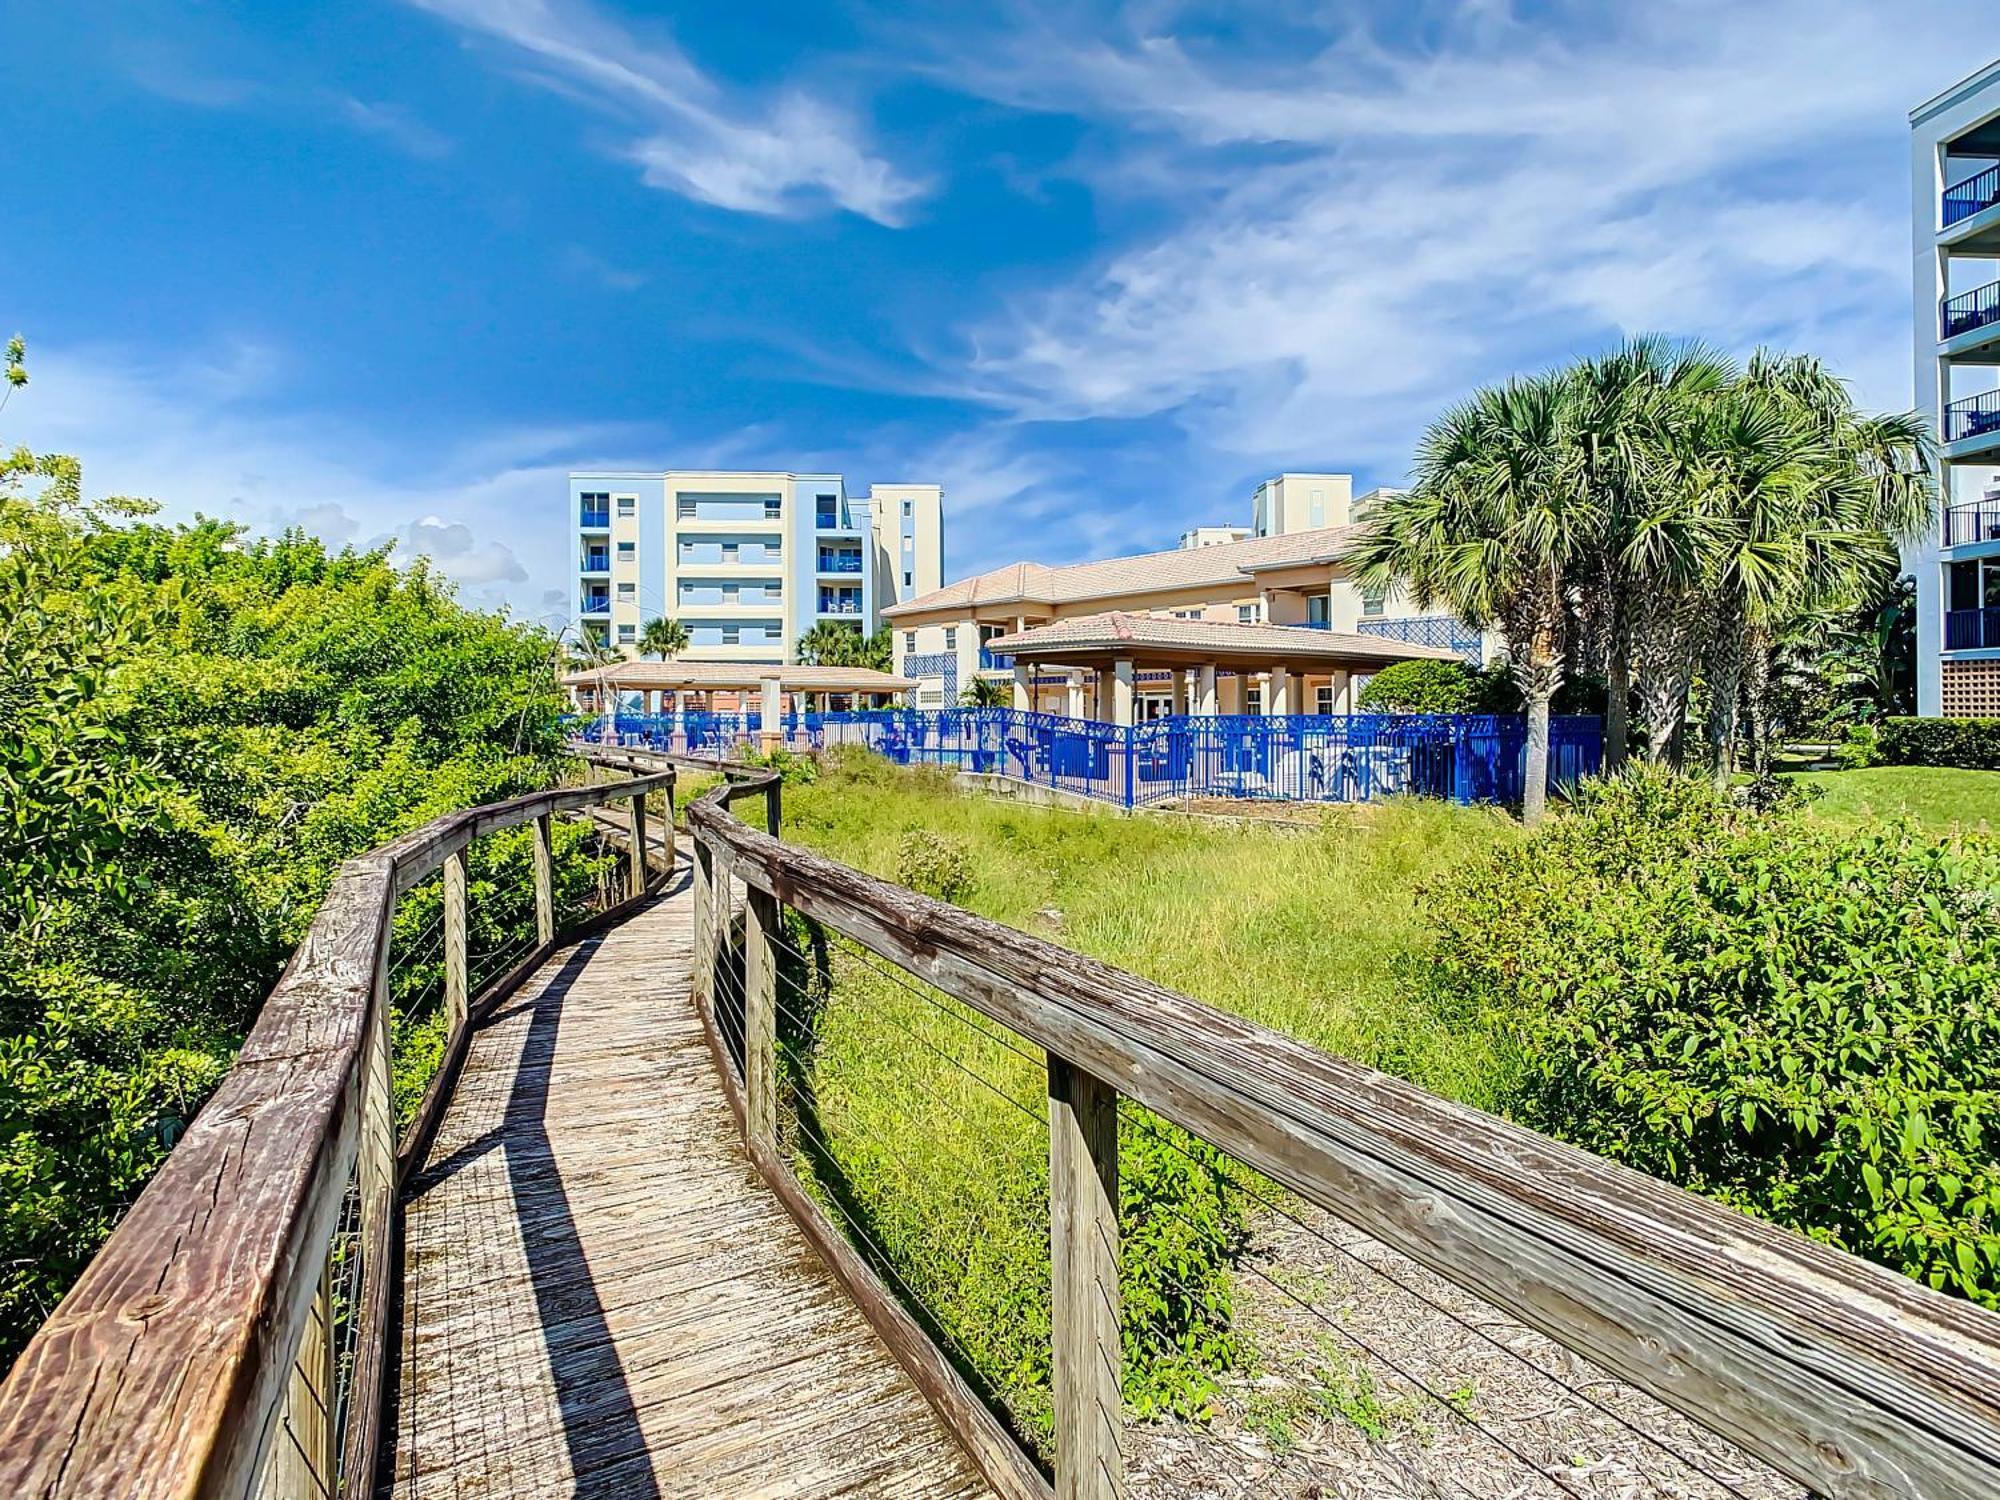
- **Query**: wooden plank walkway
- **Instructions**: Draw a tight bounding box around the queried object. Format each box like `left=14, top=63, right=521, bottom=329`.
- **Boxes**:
left=385, top=866, right=994, bottom=1498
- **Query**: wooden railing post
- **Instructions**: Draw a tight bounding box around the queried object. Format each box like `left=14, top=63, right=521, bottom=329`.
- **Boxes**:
left=692, top=838, right=715, bottom=1004
left=742, top=884, right=781, bottom=1157
left=443, top=845, right=469, bottom=1032
left=764, top=779, right=782, bottom=838
left=1048, top=1056, right=1124, bottom=1500
left=628, top=788, right=649, bottom=895
left=532, top=810, right=555, bottom=947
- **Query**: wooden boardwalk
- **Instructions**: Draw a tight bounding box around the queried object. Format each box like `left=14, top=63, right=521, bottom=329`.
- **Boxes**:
left=386, top=866, right=993, bottom=1499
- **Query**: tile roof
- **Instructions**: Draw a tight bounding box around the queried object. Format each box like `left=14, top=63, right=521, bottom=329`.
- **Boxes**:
left=564, top=662, right=915, bottom=691
left=881, top=524, right=1366, bottom=618
left=986, top=611, right=1461, bottom=663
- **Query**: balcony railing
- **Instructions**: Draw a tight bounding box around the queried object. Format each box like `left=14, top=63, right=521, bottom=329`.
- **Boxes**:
left=817, top=602, right=862, bottom=616
left=1945, top=606, right=2000, bottom=651
left=1944, top=164, right=2000, bottom=228
left=816, top=554, right=864, bottom=574
left=580, top=553, right=610, bottom=573
left=579, top=504, right=610, bottom=528
left=978, top=646, right=1013, bottom=670
left=1944, top=279, right=2000, bottom=341
left=1945, top=389, right=2000, bottom=444
left=580, top=592, right=611, bottom=614
left=1356, top=614, right=1484, bottom=663
left=1943, top=500, right=2000, bottom=547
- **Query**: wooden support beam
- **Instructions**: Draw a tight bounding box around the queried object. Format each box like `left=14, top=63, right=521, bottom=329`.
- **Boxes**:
left=742, top=886, right=781, bottom=1158
left=764, top=780, right=782, bottom=839
left=691, top=839, right=715, bottom=1005
left=532, top=810, right=555, bottom=946
left=1048, top=1057, right=1123, bottom=1500
left=443, top=845, right=469, bottom=1032
left=628, top=789, right=648, bottom=896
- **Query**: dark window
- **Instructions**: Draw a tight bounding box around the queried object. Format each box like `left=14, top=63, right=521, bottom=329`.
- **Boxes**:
left=816, top=494, right=838, bottom=527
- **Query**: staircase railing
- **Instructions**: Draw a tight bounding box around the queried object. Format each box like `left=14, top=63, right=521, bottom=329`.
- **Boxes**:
left=661, top=746, right=2000, bottom=1500
left=0, top=764, right=675, bottom=1499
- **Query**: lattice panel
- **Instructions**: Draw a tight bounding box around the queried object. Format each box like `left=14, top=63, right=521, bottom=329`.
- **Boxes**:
left=1941, top=659, right=2000, bottom=717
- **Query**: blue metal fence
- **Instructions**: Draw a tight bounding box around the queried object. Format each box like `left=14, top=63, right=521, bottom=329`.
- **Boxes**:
left=575, top=708, right=1601, bottom=809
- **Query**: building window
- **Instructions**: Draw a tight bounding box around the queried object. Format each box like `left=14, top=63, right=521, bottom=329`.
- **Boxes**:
left=722, top=542, right=738, bottom=562
left=1246, top=686, right=1263, bottom=714
left=903, top=570, right=912, bottom=588
left=764, top=497, right=783, bottom=519
left=616, top=496, right=635, bottom=517
left=1307, top=595, right=1330, bottom=626
left=1237, top=602, right=1262, bottom=624
left=617, top=623, right=635, bottom=643
left=903, top=631, right=916, bottom=652
left=616, top=582, right=634, bottom=599
left=943, top=626, right=957, bottom=650
left=722, top=626, right=740, bottom=645
left=677, top=497, right=695, bottom=518
left=617, top=540, right=635, bottom=558
left=1361, top=584, right=1386, bottom=618
left=902, top=500, right=913, bottom=517
left=1316, top=685, right=1334, bottom=715
left=816, top=494, right=838, bottom=528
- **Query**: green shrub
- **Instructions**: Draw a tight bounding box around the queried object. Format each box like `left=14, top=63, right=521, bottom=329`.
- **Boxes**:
left=1879, top=717, right=2000, bottom=771
left=1417, top=766, right=2000, bottom=1307
left=895, top=829, right=975, bottom=904
left=1834, top=721, right=1884, bottom=770
left=742, top=745, right=821, bottom=786
left=1356, top=659, right=1489, bottom=713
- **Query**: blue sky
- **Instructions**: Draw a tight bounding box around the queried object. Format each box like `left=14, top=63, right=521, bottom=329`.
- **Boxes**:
left=4, top=1, right=1997, bottom=627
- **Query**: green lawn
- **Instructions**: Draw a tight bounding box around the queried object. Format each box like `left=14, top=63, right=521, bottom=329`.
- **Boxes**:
left=1789, top=765, right=2000, bottom=833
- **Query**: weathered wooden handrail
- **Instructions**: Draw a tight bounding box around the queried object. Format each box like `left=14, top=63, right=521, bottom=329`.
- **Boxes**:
left=686, top=780, right=2000, bottom=1500
left=0, top=765, right=674, bottom=1500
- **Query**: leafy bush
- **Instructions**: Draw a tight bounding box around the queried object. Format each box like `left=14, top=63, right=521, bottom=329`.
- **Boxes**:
left=1355, top=659, right=1491, bottom=714
left=1418, top=766, right=2000, bottom=1307
left=1879, top=717, right=2000, bottom=771
left=741, top=745, right=820, bottom=786
left=1834, top=721, right=1884, bottom=769
left=895, top=829, right=975, bottom=904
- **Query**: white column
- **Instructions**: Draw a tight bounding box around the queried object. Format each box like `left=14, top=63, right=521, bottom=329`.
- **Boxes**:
left=1170, top=669, right=1187, bottom=716
left=761, top=675, right=782, bottom=751
left=1111, top=659, right=1136, bottom=726
left=1271, top=665, right=1292, bottom=716
left=1197, top=664, right=1218, bottom=716
left=1066, top=672, right=1087, bottom=719
left=1013, top=661, right=1033, bottom=711
left=1331, top=668, right=1353, bottom=714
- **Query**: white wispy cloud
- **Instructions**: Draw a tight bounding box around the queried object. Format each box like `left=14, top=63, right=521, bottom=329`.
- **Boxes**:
left=926, top=0, right=1993, bottom=466
left=404, top=0, right=927, bottom=224
left=2, top=339, right=649, bottom=623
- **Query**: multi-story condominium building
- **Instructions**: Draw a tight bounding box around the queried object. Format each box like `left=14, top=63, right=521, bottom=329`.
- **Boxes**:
left=1912, top=59, right=2000, bottom=718
left=570, top=471, right=942, bottom=662
left=886, top=472, right=1480, bottom=708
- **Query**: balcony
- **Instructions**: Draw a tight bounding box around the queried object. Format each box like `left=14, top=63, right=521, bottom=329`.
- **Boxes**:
left=1944, top=390, right=2000, bottom=454
left=1944, top=500, right=2000, bottom=548
left=1943, top=279, right=2000, bottom=353
left=580, top=551, right=610, bottom=574
left=580, top=591, right=611, bottom=615
left=1357, top=614, right=1484, bottom=663
left=817, top=602, right=863, bottom=617
left=816, top=552, right=864, bottom=574
left=978, top=646, right=1013, bottom=671
left=1944, top=164, right=2000, bottom=228
left=1945, top=606, right=2000, bottom=651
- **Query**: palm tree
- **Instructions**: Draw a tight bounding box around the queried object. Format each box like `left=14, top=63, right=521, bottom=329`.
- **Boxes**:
left=960, top=676, right=1009, bottom=708
left=1568, top=337, right=1735, bottom=769
left=638, top=616, right=689, bottom=661
left=796, top=620, right=863, bottom=667
left=1354, top=373, right=1598, bottom=825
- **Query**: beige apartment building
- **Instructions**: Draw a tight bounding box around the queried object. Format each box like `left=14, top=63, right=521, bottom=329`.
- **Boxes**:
left=885, top=474, right=1484, bottom=714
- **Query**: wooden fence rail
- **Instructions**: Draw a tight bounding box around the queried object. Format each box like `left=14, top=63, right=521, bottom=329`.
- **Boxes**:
left=0, top=766, right=675, bottom=1500
left=669, top=752, right=2000, bottom=1500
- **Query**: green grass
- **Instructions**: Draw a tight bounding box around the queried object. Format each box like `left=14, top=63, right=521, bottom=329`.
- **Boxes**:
left=1789, top=766, right=2000, bottom=833
left=765, top=748, right=1517, bottom=1445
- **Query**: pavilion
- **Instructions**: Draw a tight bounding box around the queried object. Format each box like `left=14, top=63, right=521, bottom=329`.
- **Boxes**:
left=984, top=611, right=1461, bottom=724
left=564, top=660, right=915, bottom=725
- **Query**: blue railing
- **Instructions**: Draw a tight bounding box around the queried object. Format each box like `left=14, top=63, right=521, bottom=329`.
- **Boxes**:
left=1943, top=501, right=2000, bottom=547
left=1943, top=279, right=2000, bottom=341
left=1944, top=165, right=2000, bottom=228
left=1356, top=615, right=1484, bottom=663
left=1945, top=607, right=2000, bottom=651
left=580, top=592, right=610, bottom=614
left=580, top=504, right=610, bottom=528
left=576, top=709, right=1601, bottom=809
left=978, top=646, right=1013, bottom=670
left=1945, top=390, right=2000, bottom=444
left=817, top=554, right=864, bottom=574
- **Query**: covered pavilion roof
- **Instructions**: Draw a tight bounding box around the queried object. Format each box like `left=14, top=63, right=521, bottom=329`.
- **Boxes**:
left=984, top=612, right=1460, bottom=672
left=564, top=661, right=915, bottom=693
